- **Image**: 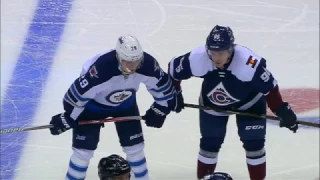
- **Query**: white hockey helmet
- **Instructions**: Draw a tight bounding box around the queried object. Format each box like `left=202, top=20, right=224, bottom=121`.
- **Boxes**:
left=116, top=35, right=144, bottom=62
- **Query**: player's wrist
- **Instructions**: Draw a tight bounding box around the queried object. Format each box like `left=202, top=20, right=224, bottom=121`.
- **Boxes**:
left=266, top=85, right=284, bottom=111
left=275, top=102, right=296, bottom=119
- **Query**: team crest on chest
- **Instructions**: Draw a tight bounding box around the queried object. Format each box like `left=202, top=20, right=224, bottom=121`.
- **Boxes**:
left=207, top=82, right=239, bottom=106
left=106, top=89, right=135, bottom=104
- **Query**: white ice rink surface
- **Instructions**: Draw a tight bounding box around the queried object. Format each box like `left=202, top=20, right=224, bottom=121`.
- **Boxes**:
left=1, top=0, right=319, bottom=179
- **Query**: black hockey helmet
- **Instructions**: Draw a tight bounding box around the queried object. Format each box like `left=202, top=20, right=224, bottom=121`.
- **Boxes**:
left=206, top=25, right=235, bottom=51
left=202, top=172, right=233, bottom=180
left=98, top=154, right=131, bottom=180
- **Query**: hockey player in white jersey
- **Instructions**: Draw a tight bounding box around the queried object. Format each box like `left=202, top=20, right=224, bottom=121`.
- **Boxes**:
left=49, top=35, right=181, bottom=180
left=168, top=25, right=298, bottom=180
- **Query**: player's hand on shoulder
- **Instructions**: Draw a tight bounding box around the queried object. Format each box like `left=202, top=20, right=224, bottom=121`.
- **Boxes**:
left=49, top=112, right=76, bottom=135
left=142, top=103, right=170, bottom=128
left=169, top=78, right=184, bottom=113
left=274, top=102, right=298, bottom=133
left=173, top=86, right=184, bottom=113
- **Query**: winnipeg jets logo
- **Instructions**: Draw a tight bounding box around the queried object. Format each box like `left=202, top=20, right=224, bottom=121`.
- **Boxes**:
left=207, top=82, right=239, bottom=106
left=107, top=89, right=135, bottom=104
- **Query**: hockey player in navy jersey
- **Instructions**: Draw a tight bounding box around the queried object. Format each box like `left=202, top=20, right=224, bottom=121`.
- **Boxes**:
left=49, top=35, right=180, bottom=180
left=168, top=25, right=298, bottom=180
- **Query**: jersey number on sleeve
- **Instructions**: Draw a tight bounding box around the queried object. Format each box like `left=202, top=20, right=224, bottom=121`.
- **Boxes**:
left=260, top=67, right=271, bottom=82
left=79, top=75, right=89, bottom=88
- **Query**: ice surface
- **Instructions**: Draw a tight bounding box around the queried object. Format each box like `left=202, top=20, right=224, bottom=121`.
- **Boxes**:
left=1, top=0, right=319, bottom=179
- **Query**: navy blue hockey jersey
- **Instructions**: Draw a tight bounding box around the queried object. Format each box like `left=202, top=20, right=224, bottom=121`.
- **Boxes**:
left=169, top=45, right=277, bottom=116
left=63, top=50, right=175, bottom=120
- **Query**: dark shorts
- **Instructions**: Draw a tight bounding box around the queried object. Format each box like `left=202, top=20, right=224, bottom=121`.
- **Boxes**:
left=72, top=103, right=143, bottom=150
left=200, top=100, right=267, bottom=141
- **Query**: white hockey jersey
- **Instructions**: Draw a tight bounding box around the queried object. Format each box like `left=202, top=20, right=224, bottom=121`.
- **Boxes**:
left=63, top=50, right=175, bottom=120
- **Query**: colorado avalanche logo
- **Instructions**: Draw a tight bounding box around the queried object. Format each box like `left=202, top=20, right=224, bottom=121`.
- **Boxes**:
left=207, top=82, right=239, bottom=106
left=106, top=89, right=135, bottom=104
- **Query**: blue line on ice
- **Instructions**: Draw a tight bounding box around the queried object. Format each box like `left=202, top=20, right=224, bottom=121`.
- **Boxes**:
left=0, top=0, right=73, bottom=179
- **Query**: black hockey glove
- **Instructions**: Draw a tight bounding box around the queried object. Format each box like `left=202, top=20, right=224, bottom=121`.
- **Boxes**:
left=274, top=102, right=298, bottom=133
left=174, top=89, right=184, bottom=113
left=142, top=103, right=170, bottom=128
left=49, top=112, right=76, bottom=135
left=171, top=78, right=184, bottom=113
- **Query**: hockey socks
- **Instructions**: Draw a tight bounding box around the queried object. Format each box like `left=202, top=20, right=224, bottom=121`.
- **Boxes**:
left=65, top=148, right=93, bottom=180
left=197, top=152, right=217, bottom=179
left=123, top=143, right=149, bottom=180
left=246, top=149, right=266, bottom=180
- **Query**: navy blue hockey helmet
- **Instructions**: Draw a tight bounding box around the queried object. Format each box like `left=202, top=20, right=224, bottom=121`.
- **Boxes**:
left=202, top=172, right=233, bottom=180
left=98, top=154, right=131, bottom=180
left=206, top=25, right=235, bottom=51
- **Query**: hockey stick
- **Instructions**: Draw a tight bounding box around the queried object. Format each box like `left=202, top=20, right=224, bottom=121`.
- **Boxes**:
left=0, top=125, right=54, bottom=134
left=0, top=116, right=143, bottom=134
left=184, top=103, right=320, bottom=128
left=78, top=116, right=142, bottom=125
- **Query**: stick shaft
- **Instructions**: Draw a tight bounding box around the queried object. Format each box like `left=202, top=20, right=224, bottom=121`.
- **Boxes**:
left=0, top=125, right=53, bottom=134
left=78, top=116, right=142, bottom=125
left=0, top=116, right=143, bottom=134
left=184, top=103, right=320, bottom=128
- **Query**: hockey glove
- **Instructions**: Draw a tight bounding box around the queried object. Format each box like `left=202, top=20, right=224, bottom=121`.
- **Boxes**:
left=142, top=103, right=170, bottom=128
left=174, top=89, right=184, bottom=113
left=171, top=78, right=184, bottom=113
left=274, top=102, right=298, bottom=133
left=49, top=112, right=76, bottom=135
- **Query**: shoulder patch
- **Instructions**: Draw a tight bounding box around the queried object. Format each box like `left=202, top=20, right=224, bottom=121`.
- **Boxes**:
left=89, top=65, right=99, bottom=78
left=246, top=56, right=258, bottom=68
